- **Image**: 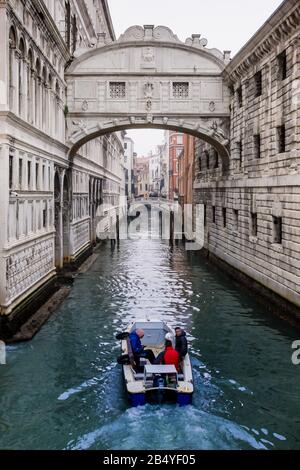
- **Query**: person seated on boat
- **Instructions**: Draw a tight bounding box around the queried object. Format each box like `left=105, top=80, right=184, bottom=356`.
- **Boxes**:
left=154, top=335, right=180, bottom=371
left=175, top=327, right=188, bottom=359
left=129, top=329, right=156, bottom=366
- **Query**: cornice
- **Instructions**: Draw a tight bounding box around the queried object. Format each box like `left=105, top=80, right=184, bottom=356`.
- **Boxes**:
left=224, top=0, right=300, bottom=83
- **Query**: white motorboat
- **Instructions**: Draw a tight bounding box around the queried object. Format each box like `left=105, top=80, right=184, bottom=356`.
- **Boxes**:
left=116, top=320, right=193, bottom=407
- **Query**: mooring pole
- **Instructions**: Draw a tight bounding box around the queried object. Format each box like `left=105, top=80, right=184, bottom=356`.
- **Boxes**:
left=170, top=211, right=174, bottom=244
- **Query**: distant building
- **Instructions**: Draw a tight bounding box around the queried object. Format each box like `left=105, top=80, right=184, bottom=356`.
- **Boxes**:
left=168, top=131, right=184, bottom=200
left=124, top=136, right=135, bottom=200
left=148, top=150, right=161, bottom=195
left=178, top=134, right=195, bottom=207
left=134, top=157, right=150, bottom=198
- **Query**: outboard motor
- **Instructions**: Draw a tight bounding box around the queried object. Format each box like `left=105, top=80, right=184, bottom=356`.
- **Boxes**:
left=153, top=374, right=166, bottom=404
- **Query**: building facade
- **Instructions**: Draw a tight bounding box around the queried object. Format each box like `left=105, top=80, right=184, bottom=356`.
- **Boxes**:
left=134, top=156, right=149, bottom=198
left=168, top=131, right=184, bottom=200
left=194, top=0, right=300, bottom=311
left=0, top=0, right=125, bottom=334
left=148, top=150, right=161, bottom=195
left=178, top=134, right=195, bottom=207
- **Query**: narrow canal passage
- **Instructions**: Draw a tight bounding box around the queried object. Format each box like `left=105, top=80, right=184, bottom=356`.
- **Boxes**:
left=0, top=233, right=300, bottom=450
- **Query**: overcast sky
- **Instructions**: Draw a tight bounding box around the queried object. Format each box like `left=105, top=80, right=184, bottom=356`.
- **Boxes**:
left=108, top=0, right=283, bottom=156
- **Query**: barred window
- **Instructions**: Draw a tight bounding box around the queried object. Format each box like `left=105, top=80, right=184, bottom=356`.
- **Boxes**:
left=109, top=82, right=126, bottom=99
left=254, top=71, right=262, bottom=97
left=251, top=213, right=258, bottom=237
left=254, top=134, right=261, bottom=159
left=277, top=50, right=287, bottom=81
left=173, top=82, right=189, bottom=99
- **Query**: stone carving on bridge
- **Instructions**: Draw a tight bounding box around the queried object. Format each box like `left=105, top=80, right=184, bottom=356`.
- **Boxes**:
left=118, top=25, right=180, bottom=44
left=116, top=25, right=229, bottom=63
left=144, top=82, right=154, bottom=111
left=142, top=47, right=156, bottom=68
left=209, top=101, right=216, bottom=112
left=71, top=120, right=88, bottom=136
left=82, top=100, right=88, bottom=112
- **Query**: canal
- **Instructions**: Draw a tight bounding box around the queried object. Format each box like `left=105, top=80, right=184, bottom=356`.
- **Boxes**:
left=0, top=230, right=300, bottom=450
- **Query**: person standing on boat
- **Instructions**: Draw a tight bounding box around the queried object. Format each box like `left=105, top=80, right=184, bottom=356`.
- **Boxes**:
left=175, top=327, right=188, bottom=359
left=129, top=329, right=156, bottom=365
left=155, top=335, right=180, bottom=371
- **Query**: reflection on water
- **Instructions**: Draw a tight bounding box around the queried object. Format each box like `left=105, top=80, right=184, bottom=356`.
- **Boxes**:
left=0, top=231, right=300, bottom=450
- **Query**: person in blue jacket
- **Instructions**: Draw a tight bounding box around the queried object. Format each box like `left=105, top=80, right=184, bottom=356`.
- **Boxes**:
left=129, top=329, right=155, bottom=366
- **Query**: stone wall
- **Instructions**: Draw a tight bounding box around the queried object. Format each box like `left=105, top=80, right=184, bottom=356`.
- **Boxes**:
left=193, top=0, right=300, bottom=311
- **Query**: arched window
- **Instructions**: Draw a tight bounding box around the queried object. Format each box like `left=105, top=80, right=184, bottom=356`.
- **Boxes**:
left=42, top=66, right=47, bottom=131
left=55, top=81, right=61, bottom=137
left=65, top=1, right=71, bottom=50
left=8, top=26, right=17, bottom=110
left=27, top=49, right=33, bottom=122
left=48, top=74, right=53, bottom=135
left=18, top=37, right=25, bottom=117
left=35, top=58, right=41, bottom=127
left=72, top=15, right=77, bottom=54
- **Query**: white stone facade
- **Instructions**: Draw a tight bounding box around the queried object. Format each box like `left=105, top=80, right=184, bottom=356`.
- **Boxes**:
left=194, top=0, right=300, bottom=309
left=0, top=0, right=124, bottom=317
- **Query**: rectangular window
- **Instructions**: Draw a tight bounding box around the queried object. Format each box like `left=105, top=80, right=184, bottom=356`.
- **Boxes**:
left=42, top=165, right=45, bottom=189
left=251, top=213, right=258, bottom=237
left=212, top=206, right=216, bottom=224
left=198, top=156, right=202, bottom=172
left=214, top=150, right=219, bottom=169
left=177, top=135, right=183, bottom=145
left=205, top=151, right=209, bottom=170
left=19, top=159, right=23, bottom=189
left=277, top=50, right=287, bottom=81
left=254, top=71, right=262, bottom=97
left=273, top=216, right=282, bottom=244
left=277, top=125, right=286, bottom=153
left=237, top=86, right=243, bottom=108
left=233, top=209, right=239, bottom=232
left=238, top=141, right=243, bottom=167
left=36, top=162, right=39, bottom=190
left=42, top=201, right=47, bottom=228
left=109, top=82, right=126, bottom=99
left=173, top=82, right=189, bottom=99
left=254, top=134, right=261, bottom=159
left=222, top=208, right=227, bottom=228
left=204, top=204, right=207, bottom=227
left=28, top=161, right=31, bottom=188
left=9, top=154, right=13, bottom=189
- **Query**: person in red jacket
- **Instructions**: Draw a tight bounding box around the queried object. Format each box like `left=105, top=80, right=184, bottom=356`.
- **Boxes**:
left=155, top=337, right=180, bottom=371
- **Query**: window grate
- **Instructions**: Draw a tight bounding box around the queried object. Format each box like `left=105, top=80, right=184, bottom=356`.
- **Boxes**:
left=109, top=82, right=126, bottom=99
left=173, top=82, right=189, bottom=99
left=273, top=216, right=282, bottom=244
left=254, top=71, right=262, bottom=97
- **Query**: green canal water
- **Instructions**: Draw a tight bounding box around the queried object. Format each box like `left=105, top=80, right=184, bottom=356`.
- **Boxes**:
left=0, top=236, right=300, bottom=450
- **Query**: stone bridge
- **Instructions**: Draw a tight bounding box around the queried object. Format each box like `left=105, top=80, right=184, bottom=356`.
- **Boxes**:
left=65, top=25, right=231, bottom=171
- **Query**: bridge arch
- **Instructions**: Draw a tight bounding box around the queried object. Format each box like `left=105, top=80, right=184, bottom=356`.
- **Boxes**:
left=65, top=25, right=231, bottom=171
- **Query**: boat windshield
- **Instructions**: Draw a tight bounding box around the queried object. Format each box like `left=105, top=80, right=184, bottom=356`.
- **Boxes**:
left=141, top=329, right=166, bottom=347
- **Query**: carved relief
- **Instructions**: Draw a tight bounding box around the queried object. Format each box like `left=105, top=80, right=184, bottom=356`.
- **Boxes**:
left=6, top=239, right=54, bottom=301
left=144, top=82, right=154, bottom=111
left=72, top=221, right=90, bottom=253
left=141, top=47, right=155, bottom=69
